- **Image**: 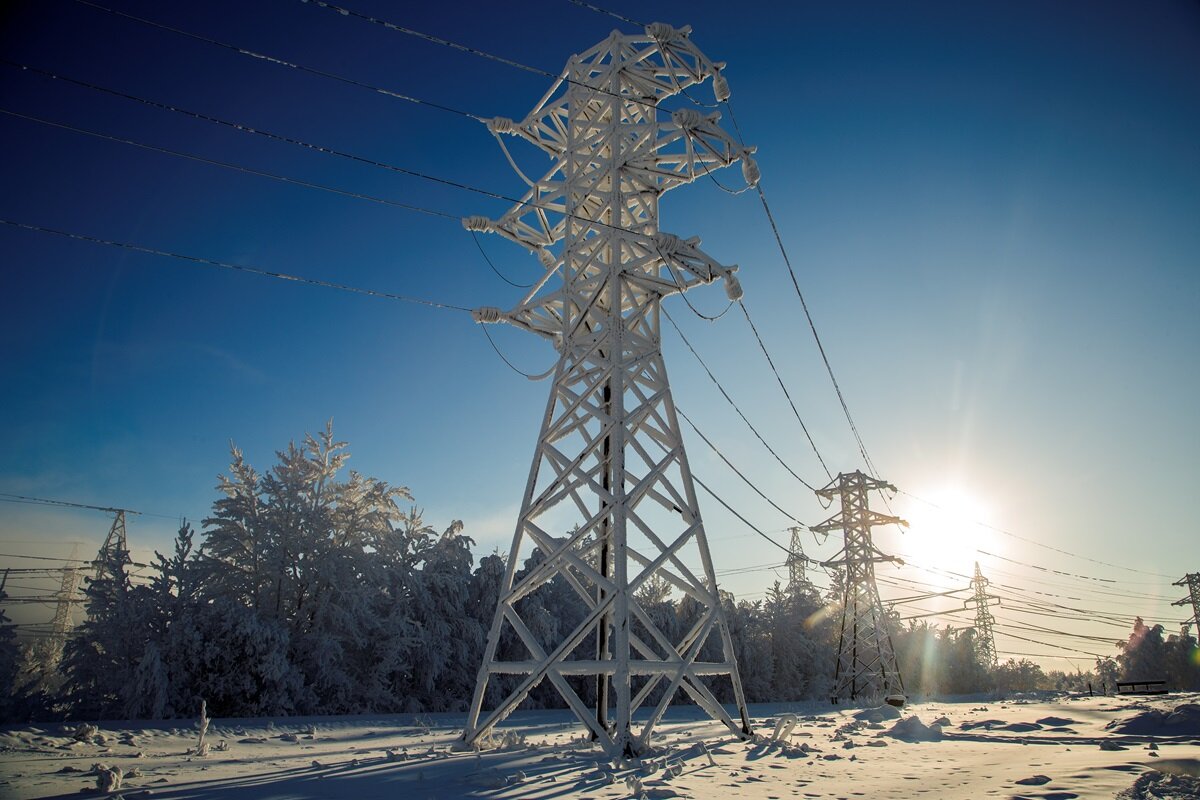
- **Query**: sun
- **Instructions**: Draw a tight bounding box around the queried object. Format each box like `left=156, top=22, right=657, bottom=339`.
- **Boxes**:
left=900, top=486, right=996, bottom=577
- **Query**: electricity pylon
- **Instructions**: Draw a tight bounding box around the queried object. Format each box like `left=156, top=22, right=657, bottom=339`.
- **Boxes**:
left=1174, top=572, right=1200, bottom=634
left=814, top=471, right=906, bottom=703
left=965, top=561, right=999, bottom=668
left=463, top=23, right=758, bottom=757
left=43, top=544, right=83, bottom=668
left=94, top=509, right=129, bottom=581
left=787, top=527, right=807, bottom=593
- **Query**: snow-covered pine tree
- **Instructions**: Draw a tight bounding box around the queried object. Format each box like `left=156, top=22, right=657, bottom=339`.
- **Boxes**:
left=60, top=536, right=144, bottom=718
left=0, top=586, right=22, bottom=721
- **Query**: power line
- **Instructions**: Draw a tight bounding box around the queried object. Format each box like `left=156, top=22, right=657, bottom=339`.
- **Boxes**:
left=720, top=99, right=882, bottom=478
left=887, top=554, right=1177, bottom=618
left=973, top=559, right=1179, bottom=603
left=0, top=493, right=137, bottom=515
left=0, top=108, right=462, bottom=219
left=469, top=231, right=533, bottom=288
left=0, top=219, right=472, bottom=312
left=675, top=406, right=808, bottom=528
left=563, top=0, right=644, bottom=27
left=0, top=60, right=546, bottom=217
left=662, top=308, right=817, bottom=491
left=688, top=474, right=791, bottom=557
left=477, top=325, right=555, bottom=381
left=0, top=552, right=93, bottom=564
left=991, top=628, right=1105, bottom=659
left=737, top=301, right=831, bottom=480
left=71, top=0, right=483, bottom=121
left=896, top=488, right=1175, bottom=579
left=299, top=0, right=671, bottom=118
left=2, top=70, right=638, bottom=240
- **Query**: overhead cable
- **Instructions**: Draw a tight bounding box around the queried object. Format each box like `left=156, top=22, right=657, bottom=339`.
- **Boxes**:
left=737, top=301, right=831, bottom=480
left=896, top=488, right=1174, bottom=579
left=0, top=219, right=473, bottom=312
left=722, top=99, right=881, bottom=478
left=0, top=108, right=461, bottom=219
left=675, top=406, right=809, bottom=528
left=662, top=308, right=817, bottom=491
left=71, top=0, right=483, bottom=121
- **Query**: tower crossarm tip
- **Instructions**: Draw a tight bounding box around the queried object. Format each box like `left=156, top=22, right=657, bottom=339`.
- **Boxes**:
left=647, top=110, right=757, bottom=191
left=651, top=232, right=740, bottom=297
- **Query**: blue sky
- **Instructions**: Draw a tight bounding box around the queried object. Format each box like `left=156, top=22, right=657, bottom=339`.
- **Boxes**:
left=2, top=0, right=1198, bottom=668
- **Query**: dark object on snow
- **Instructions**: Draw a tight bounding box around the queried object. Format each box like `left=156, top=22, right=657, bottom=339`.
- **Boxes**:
left=1116, top=679, right=1168, bottom=696
left=885, top=694, right=906, bottom=708
left=1117, top=770, right=1200, bottom=799
left=1107, top=704, right=1200, bottom=737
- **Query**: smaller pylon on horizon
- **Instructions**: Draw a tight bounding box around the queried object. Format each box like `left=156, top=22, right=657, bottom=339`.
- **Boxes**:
left=814, top=471, right=906, bottom=703
left=965, top=561, right=999, bottom=668
left=1173, top=572, right=1200, bottom=635
left=43, top=544, right=83, bottom=669
left=787, top=527, right=807, bottom=594
left=94, top=510, right=129, bottom=582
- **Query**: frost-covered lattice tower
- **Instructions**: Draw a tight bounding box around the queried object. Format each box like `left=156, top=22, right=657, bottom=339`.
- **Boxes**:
left=814, top=471, right=905, bottom=702
left=43, top=544, right=83, bottom=668
left=463, top=23, right=758, bottom=757
left=1174, top=572, right=1200, bottom=634
left=966, top=561, right=998, bottom=668
left=94, top=509, right=129, bottom=582
left=787, top=527, right=807, bottom=593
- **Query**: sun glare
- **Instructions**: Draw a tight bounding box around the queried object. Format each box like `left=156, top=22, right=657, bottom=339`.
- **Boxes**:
left=901, top=487, right=996, bottom=577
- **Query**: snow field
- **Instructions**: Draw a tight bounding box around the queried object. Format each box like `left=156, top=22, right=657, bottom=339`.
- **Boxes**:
left=1, top=694, right=1198, bottom=799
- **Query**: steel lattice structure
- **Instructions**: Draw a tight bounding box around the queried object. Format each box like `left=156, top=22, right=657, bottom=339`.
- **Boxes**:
left=966, top=561, right=998, bottom=668
left=1174, top=572, right=1200, bottom=634
left=462, top=23, right=757, bottom=757
left=787, top=527, right=807, bottom=593
left=814, top=471, right=905, bottom=702
left=95, top=509, right=129, bottom=582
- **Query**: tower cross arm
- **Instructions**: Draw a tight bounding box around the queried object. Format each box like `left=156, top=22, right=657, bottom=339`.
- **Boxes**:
left=651, top=233, right=742, bottom=299
left=639, top=110, right=758, bottom=192
left=815, top=474, right=898, bottom=502
left=810, top=509, right=906, bottom=534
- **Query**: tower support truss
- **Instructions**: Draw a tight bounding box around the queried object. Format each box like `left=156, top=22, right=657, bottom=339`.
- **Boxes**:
left=814, top=471, right=905, bottom=702
left=462, top=23, right=757, bottom=757
left=95, top=510, right=129, bottom=582
left=965, top=561, right=998, bottom=668
left=1174, top=572, right=1200, bottom=635
left=787, top=527, right=807, bottom=593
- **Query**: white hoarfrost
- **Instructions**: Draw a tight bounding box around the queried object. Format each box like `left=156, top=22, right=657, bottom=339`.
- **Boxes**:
left=1, top=694, right=1198, bottom=800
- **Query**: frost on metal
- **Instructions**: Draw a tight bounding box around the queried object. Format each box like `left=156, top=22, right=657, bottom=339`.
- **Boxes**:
left=462, top=23, right=757, bottom=757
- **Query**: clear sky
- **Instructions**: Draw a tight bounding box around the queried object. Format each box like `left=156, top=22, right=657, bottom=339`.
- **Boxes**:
left=2, top=0, right=1198, bottom=671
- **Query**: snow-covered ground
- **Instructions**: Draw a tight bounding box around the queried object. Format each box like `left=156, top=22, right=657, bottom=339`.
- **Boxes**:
left=2, top=694, right=1198, bottom=799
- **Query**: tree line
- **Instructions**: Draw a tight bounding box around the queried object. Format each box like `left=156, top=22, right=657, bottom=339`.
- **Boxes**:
left=1, top=426, right=1196, bottom=723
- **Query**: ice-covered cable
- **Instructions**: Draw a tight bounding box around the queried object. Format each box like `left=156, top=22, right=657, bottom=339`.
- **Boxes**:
left=0, top=219, right=473, bottom=312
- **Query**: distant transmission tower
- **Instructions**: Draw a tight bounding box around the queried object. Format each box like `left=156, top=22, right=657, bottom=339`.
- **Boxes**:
left=814, top=471, right=906, bottom=703
left=787, top=527, right=807, bottom=593
left=44, top=544, right=83, bottom=668
left=94, top=509, right=129, bottom=581
left=965, top=561, right=999, bottom=667
left=463, top=23, right=758, bottom=757
left=1174, top=572, right=1200, bottom=634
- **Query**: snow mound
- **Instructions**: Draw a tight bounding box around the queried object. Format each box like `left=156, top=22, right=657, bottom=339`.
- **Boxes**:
left=853, top=704, right=903, bottom=723
left=960, top=718, right=1007, bottom=731
left=883, top=716, right=943, bottom=742
left=1109, top=704, right=1200, bottom=737
left=1037, top=716, right=1077, bottom=727
left=1117, top=770, right=1200, bottom=800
